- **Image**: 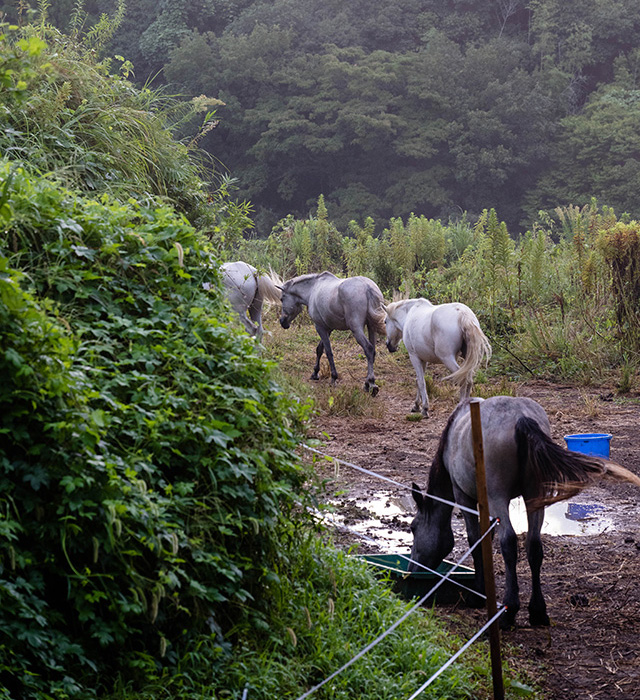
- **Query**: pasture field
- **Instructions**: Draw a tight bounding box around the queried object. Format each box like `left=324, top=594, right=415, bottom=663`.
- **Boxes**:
left=262, top=307, right=640, bottom=700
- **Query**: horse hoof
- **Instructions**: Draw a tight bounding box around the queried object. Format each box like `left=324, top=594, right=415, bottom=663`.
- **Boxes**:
left=310, top=374, right=319, bottom=381
left=499, top=614, right=517, bottom=630
left=528, top=610, right=550, bottom=627
left=370, top=385, right=379, bottom=397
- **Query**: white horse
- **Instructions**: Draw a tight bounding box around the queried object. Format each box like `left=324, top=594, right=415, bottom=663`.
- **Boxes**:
left=384, top=298, right=491, bottom=417
left=219, top=261, right=282, bottom=341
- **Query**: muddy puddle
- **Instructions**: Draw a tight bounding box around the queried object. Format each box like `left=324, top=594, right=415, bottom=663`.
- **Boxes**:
left=327, top=491, right=616, bottom=553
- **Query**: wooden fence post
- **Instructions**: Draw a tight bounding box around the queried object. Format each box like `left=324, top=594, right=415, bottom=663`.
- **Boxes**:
left=469, top=398, right=504, bottom=700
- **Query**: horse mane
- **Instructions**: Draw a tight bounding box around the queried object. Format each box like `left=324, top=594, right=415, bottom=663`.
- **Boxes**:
left=289, top=271, right=337, bottom=284
left=424, top=400, right=469, bottom=508
left=385, top=297, right=433, bottom=316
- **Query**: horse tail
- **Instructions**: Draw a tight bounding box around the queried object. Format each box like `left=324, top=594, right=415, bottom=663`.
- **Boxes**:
left=257, top=268, right=283, bottom=303
left=516, top=416, right=640, bottom=508
left=366, top=287, right=387, bottom=335
left=445, top=307, right=492, bottom=386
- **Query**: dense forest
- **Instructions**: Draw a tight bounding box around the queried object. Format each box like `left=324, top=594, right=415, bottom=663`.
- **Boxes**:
left=4, top=0, right=640, bottom=235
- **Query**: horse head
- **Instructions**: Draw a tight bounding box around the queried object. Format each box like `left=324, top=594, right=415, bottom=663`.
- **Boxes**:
left=384, top=307, right=403, bottom=353
left=407, top=482, right=455, bottom=572
left=279, top=285, right=305, bottom=329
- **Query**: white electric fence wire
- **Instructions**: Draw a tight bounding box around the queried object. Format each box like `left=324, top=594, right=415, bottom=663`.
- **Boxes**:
left=319, top=511, right=489, bottom=602
left=405, top=606, right=507, bottom=700
left=293, top=519, right=499, bottom=700
left=302, top=444, right=481, bottom=516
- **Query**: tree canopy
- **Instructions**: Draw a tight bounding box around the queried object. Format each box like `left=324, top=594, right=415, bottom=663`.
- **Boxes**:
left=5, top=0, right=640, bottom=233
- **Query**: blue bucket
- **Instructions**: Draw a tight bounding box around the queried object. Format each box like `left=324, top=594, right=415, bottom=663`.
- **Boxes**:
left=564, top=433, right=612, bottom=458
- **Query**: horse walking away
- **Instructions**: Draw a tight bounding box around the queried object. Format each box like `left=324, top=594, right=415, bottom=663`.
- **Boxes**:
left=384, top=298, right=491, bottom=417
left=278, top=272, right=386, bottom=395
left=219, top=261, right=282, bottom=341
left=409, top=396, right=640, bottom=628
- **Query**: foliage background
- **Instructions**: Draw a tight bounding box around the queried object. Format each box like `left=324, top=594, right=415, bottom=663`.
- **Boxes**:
left=5, top=0, right=640, bottom=235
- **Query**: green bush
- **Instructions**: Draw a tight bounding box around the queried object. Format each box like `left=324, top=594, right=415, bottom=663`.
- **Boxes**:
left=0, top=162, right=313, bottom=697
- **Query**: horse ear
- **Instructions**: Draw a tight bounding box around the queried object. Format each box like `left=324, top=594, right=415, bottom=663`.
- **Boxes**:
left=411, top=482, right=424, bottom=509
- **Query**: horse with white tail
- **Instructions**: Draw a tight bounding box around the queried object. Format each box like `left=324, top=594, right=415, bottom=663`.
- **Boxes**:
left=384, top=298, right=491, bottom=417
left=219, top=261, right=282, bottom=341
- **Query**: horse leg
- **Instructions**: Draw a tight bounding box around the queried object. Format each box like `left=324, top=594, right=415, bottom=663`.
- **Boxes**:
left=525, top=508, right=550, bottom=626
left=240, top=312, right=258, bottom=336
left=310, top=340, right=324, bottom=380
left=313, top=327, right=338, bottom=385
left=248, top=299, right=264, bottom=342
left=366, top=325, right=379, bottom=396
left=409, top=355, right=428, bottom=416
left=441, top=354, right=471, bottom=401
left=351, top=326, right=377, bottom=395
left=498, top=517, right=521, bottom=628
left=463, top=504, right=521, bottom=627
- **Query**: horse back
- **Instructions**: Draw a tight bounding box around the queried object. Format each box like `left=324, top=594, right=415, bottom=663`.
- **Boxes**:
left=309, top=275, right=384, bottom=332
left=443, top=396, right=549, bottom=504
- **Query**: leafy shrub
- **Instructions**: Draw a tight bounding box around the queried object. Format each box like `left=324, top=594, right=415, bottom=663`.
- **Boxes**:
left=0, top=162, right=313, bottom=697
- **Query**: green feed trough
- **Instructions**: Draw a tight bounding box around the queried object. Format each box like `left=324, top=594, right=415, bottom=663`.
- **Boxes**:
left=357, top=553, right=475, bottom=604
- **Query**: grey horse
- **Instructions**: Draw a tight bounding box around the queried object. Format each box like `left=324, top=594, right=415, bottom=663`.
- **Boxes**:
left=219, top=261, right=281, bottom=341
left=278, top=271, right=386, bottom=395
left=409, top=396, right=640, bottom=628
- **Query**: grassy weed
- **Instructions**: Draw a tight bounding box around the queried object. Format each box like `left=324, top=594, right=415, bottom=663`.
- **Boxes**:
left=159, top=537, right=506, bottom=700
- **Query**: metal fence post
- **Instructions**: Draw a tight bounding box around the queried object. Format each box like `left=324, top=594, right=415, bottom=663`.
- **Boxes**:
left=469, top=398, right=504, bottom=700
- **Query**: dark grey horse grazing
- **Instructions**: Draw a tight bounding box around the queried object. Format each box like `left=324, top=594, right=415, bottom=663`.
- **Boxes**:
left=220, top=261, right=281, bottom=341
left=278, top=272, right=386, bottom=395
left=409, top=396, right=640, bottom=628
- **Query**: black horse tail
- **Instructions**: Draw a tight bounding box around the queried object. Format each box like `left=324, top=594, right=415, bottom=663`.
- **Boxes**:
left=516, top=416, right=640, bottom=508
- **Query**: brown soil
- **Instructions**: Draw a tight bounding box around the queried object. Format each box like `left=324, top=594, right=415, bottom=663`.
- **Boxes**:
left=303, top=361, right=640, bottom=699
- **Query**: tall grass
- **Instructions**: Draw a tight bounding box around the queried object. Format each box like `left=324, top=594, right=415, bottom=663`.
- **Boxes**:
left=236, top=200, right=640, bottom=387
left=0, top=24, right=252, bottom=240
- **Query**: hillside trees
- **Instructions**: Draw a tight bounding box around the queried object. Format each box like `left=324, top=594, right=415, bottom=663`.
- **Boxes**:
left=529, top=53, right=640, bottom=217
left=166, top=28, right=563, bottom=232
left=158, top=0, right=640, bottom=232
left=7, top=0, right=640, bottom=233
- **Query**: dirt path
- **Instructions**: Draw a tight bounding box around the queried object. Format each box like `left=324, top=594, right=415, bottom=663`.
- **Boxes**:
left=304, top=365, right=640, bottom=699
